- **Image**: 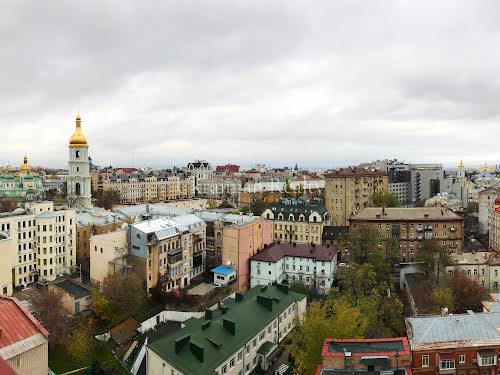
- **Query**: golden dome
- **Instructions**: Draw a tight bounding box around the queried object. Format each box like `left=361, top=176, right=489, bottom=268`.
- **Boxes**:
left=458, top=160, right=464, bottom=169
left=69, top=113, right=88, bottom=147
left=19, top=153, right=31, bottom=173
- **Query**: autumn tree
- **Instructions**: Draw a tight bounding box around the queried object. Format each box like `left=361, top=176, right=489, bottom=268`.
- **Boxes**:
left=287, top=298, right=368, bottom=375
left=66, top=317, right=96, bottom=364
left=346, top=225, right=382, bottom=264
left=450, top=270, right=487, bottom=313
left=30, top=288, right=69, bottom=346
left=415, top=240, right=450, bottom=284
left=432, top=287, right=453, bottom=314
left=370, top=191, right=399, bottom=207
left=93, top=189, right=120, bottom=210
left=92, top=290, right=117, bottom=323
left=100, top=273, right=146, bottom=318
left=0, top=198, right=18, bottom=213
left=250, top=196, right=267, bottom=216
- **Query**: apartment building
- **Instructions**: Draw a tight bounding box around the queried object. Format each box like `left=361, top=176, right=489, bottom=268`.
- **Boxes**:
left=129, top=215, right=206, bottom=294
left=407, top=311, right=500, bottom=375
left=409, top=164, right=444, bottom=203
left=0, top=201, right=76, bottom=289
left=250, top=243, right=337, bottom=294
left=490, top=202, right=500, bottom=252
left=324, top=167, right=388, bottom=226
left=316, top=337, right=412, bottom=375
left=197, top=178, right=242, bottom=202
left=90, top=229, right=129, bottom=286
left=446, top=251, right=500, bottom=292
left=146, top=284, right=306, bottom=375
left=480, top=184, right=500, bottom=234
left=186, top=160, right=213, bottom=191
left=262, top=198, right=328, bottom=245
left=349, top=207, right=464, bottom=262
left=103, top=172, right=195, bottom=204
left=0, top=296, right=49, bottom=375
left=0, top=232, right=13, bottom=295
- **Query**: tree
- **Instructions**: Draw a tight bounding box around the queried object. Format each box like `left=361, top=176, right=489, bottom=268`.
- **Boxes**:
left=0, top=198, right=18, bottom=213
left=30, top=288, right=69, bottom=346
left=346, top=225, right=382, bottom=264
left=432, top=287, right=453, bottom=314
left=93, top=189, right=120, bottom=210
left=289, top=281, right=311, bottom=296
left=287, top=298, right=368, bottom=375
left=282, top=178, right=293, bottom=199
left=249, top=196, right=267, bottom=216
left=370, top=192, right=398, bottom=207
left=206, top=199, right=219, bottom=210
left=100, top=273, right=146, bottom=318
left=415, top=240, right=450, bottom=284
left=66, top=317, right=96, bottom=364
left=336, top=263, right=377, bottom=299
left=450, top=270, right=487, bottom=313
left=92, top=290, right=117, bottom=323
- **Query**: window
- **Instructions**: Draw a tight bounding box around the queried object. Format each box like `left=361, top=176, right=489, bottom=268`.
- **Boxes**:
left=230, top=358, right=235, bottom=368
left=221, top=365, right=227, bottom=374
left=440, top=360, right=455, bottom=370
left=422, top=355, right=429, bottom=367
left=237, top=351, right=243, bottom=361
left=459, top=354, right=465, bottom=364
left=481, top=356, right=495, bottom=366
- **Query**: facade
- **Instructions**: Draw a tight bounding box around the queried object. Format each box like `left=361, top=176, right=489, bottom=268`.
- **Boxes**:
left=0, top=232, right=13, bottom=295
left=349, top=207, right=464, bottom=262
left=316, top=337, right=412, bottom=375
left=67, top=114, right=92, bottom=210
left=262, top=198, right=329, bottom=245
left=446, top=251, right=500, bottom=292
left=479, top=184, right=500, bottom=234
left=0, top=296, right=49, bottom=375
left=129, top=215, right=206, bottom=294
left=250, top=242, right=337, bottom=294
left=90, top=229, right=129, bottom=285
left=103, top=172, right=195, bottom=204
left=409, top=164, right=444, bottom=203
left=0, top=201, right=76, bottom=288
left=146, top=284, right=307, bottom=375
left=407, top=311, right=500, bottom=375
left=186, top=160, right=213, bottom=191
left=197, top=178, right=242, bottom=202
left=0, top=155, right=44, bottom=202
left=490, top=203, right=500, bottom=252
left=48, top=278, right=92, bottom=315
left=324, top=167, right=388, bottom=226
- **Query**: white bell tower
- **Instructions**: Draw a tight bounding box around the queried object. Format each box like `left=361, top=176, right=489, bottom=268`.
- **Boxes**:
left=67, top=114, right=92, bottom=209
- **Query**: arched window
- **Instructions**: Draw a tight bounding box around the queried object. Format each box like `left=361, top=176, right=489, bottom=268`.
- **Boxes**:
left=75, top=150, right=80, bottom=158
left=75, top=183, right=81, bottom=196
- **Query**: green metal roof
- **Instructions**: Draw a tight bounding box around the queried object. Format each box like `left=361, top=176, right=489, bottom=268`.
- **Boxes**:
left=257, top=340, right=276, bottom=356
left=147, top=284, right=305, bottom=375
left=265, top=200, right=328, bottom=221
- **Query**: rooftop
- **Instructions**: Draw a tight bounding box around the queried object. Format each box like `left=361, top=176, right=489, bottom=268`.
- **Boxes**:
left=350, top=207, right=463, bottom=221
left=326, top=338, right=407, bottom=356
left=322, top=226, right=349, bottom=241
left=324, top=167, right=387, bottom=178
left=52, top=279, right=92, bottom=299
left=406, top=311, right=500, bottom=350
left=147, top=284, right=306, bottom=375
left=211, top=265, right=236, bottom=277
left=250, top=242, right=337, bottom=263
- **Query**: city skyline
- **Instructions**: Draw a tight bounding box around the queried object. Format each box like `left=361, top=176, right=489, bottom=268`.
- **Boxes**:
left=1, top=1, right=500, bottom=168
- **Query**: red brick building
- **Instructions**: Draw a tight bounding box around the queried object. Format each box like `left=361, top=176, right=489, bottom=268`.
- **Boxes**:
left=316, top=338, right=412, bottom=375
left=406, top=312, right=500, bottom=375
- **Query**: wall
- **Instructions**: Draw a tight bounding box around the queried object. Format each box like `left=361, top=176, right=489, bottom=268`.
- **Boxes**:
left=6, top=339, right=48, bottom=375
left=90, top=229, right=128, bottom=285
left=0, top=234, right=13, bottom=295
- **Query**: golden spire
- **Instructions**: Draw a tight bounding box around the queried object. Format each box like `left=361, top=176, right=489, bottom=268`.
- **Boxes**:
left=458, top=160, right=464, bottom=169
left=19, top=153, right=31, bottom=173
left=69, top=113, right=88, bottom=147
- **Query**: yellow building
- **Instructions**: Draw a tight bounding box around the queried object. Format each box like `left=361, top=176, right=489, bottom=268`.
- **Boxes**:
left=262, top=198, right=328, bottom=245
left=349, top=207, right=464, bottom=262
left=324, top=167, right=388, bottom=226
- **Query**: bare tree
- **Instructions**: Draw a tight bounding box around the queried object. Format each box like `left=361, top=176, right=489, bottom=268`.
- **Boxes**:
left=0, top=198, right=18, bottom=213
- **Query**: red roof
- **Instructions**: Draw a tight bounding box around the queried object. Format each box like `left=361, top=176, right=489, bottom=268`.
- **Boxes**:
left=0, top=296, right=48, bottom=349
left=216, top=164, right=240, bottom=172
left=116, top=167, right=137, bottom=173
left=250, top=242, right=337, bottom=262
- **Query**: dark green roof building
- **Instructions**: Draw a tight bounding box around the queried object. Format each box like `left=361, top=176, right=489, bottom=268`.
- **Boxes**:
left=146, top=284, right=306, bottom=375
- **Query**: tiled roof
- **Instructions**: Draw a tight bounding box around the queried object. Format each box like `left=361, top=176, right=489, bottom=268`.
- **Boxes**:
left=250, top=243, right=336, bottom=263
left=0, top=296, right=48, bottom=349
left=350, top=207, right=463, bottom=221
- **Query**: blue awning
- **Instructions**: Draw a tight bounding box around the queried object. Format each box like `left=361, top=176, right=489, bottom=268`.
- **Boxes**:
left=211, top=265, right=236, bottom=276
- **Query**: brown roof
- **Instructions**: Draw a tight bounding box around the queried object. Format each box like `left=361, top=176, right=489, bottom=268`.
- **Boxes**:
left=324, top=167, right=387, bottom=178
left=250, top=242, right=337, bottom=262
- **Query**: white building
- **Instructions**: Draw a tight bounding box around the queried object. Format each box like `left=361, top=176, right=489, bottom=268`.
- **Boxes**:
left=249, top=242, right=337, bottom=294
left=67, top=114, right=92, bottom=210
left=0, top=201, right=76, bottom=290
left=146, top=284, right=307, bottom=375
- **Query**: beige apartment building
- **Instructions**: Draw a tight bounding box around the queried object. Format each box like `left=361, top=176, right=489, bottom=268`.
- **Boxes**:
left=0, top=201, right=76, bottom=289
left=0, top=232, right=13, bottom=295
left=103, top=173, right=195, bottom=204
left=262, top=198, right=328, bottom=245
left=129, top=215, right=206, bottom=294
left=446, top=251, right=500, bottom=292
left=324, top=167, right=388, bottom=226
left=349, top=207, right=464, bottom=262
left=90, top=229, right=129, bottom=285
left=490, top=202, right=500, bottom=252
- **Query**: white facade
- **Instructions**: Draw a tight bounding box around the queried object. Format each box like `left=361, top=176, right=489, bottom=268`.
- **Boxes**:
left=0, top=201, right=76, bottom=288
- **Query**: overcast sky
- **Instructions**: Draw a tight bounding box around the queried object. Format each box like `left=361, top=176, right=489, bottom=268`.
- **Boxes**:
left=1, top=1, right=500, bottom=170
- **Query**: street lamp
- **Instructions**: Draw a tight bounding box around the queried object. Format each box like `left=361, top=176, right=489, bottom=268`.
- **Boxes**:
left=395, top=350, right=400, bottom=374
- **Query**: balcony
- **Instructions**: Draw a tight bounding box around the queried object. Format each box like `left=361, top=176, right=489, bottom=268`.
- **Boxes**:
left=477, top=351, right=496, bottom=367
left=168, top=247, right=182, bottom=255
left=168, top=253, right=183, bottom=264
left=424, top=225, right=433, bottom=230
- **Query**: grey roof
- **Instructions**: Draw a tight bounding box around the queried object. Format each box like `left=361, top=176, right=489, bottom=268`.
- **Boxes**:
left=115, top=204, right=193, bottom=218
left=35, top=211, right=56, bottom=219
left=351, top=207, right=463, bottom=221
left=406, top=312, right=500, bottom=350
left=76, top=210, right=121, bottom=226
left=194, top=211, right=258, bottom=226
left=52, top=279, right=92, bottom=299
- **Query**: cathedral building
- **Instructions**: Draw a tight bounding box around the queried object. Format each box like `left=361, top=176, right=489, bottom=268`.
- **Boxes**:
left=67, top=114, right=92, bottom=210
left=0, top=155, right=44, bottom=201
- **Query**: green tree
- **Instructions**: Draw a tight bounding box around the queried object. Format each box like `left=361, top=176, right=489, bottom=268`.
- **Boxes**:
left=92, top=290, right=117, bottom=323
left=346, top=225, right=382, bottom=264
left=250, top=197, right=267, bottom=216
left=101, top=273, right=146, bottom=318
left=432, top=287, right=453, bottom=314
left=206, top=199, right=219, bottom=209
left=336, top=263, right=378, bottom=298
left=415, top=240, right=450, bottom=284
left=93, top=189, right=120, bottom=210
left=282, top=178, right=293, bottom=199
left=66, top=317, right=95, bottom=364
left=370, top=191, right=398, bottom=207
left=289, top=281, right=311, bottom=296
left=287, top=298, right=368, bottom=375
